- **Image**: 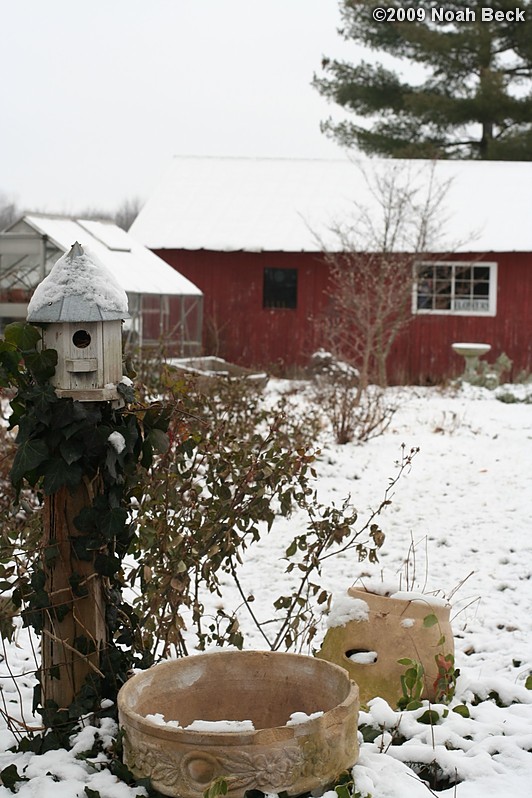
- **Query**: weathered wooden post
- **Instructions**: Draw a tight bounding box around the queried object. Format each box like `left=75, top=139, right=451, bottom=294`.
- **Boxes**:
left=26, top=241, right=129, bottom=710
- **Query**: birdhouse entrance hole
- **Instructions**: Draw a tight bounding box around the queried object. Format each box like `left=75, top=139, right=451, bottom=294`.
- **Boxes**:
left=72, top=329, right=92, bottom=349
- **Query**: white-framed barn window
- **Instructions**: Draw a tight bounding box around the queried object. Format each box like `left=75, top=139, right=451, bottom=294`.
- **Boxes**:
left=413, top=261, right=497, bottom=316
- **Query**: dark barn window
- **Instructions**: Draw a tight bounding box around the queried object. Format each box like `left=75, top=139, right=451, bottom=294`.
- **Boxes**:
left=263, top=268, right=297, bottom=309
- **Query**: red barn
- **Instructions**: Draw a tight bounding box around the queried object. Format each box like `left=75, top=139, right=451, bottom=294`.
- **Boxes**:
left=130, top=156, right=532, bottom=383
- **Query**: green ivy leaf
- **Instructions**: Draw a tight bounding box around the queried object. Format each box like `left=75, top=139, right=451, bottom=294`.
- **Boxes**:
left=140, top=439, right=153, bottom=469
left=94, top=553, right=121, bottom=578
left=359, top=723, right=382, bottom=743
left=14, top=414, right=34, bottom=445
left=334, top=785, right=352, bottom=798
left=69, top=572, right=89, bottom=598
left=0, top=763, right=28, bottom=791
left=25, top=348, right=58, bottom=383
left=147, top=428, right=170, bottom=454
left=452, top=704, right=471, bottom=718
left=4, top=321, right=41, bottom=351
left=25, top=382, right=59, bottom=423
left=418, top=709, right=441, bottom=724
left=0, top=343, right=21, bottom=382
left=59, top=438, right=85, bottom=465
left=0, top=340, right=17, bottom=357
left=31, top=569, right=46, bottom=591
left=74, top=506, right=99, bottom=535
left=100, top=507, right=128, bottom=541
left=54, top=603, right=71, bottom=623
left=73, top=636, right=96, bottom=656
left=109, top=759, right=135, bottom=784
left=6, top=396, right=25, bottom=430
left=285, top=539, right=297, bottom=557
left=203, top=777, right=228, bottom=798
left=525, top=674, right=532, bottom=690
left=423, top=613, right=438, bottom=628
left=42, top=458, right=83, bottom=495
left=404, top=669, right=419, bottom=689
left=55, top=401, right=102, bottom=435
left=143, top=404, right=172, bottom=431
left=11, top=438, right=49, bottom=486
left=71, top=536, right=99, bottom=562
left=397, top=657, right=416, bottom=666
left=44, top=544, right=60, bottom=567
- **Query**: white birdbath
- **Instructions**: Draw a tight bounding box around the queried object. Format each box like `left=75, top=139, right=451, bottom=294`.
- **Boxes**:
left=452, top=342, right=491, bottom=381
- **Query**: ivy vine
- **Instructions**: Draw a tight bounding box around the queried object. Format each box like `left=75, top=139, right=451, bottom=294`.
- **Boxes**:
left=0, top=321, right=167, bottom=749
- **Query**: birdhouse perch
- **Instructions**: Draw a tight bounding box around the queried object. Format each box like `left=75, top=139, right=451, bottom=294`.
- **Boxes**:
left=27, top=241, right=130, bottom=402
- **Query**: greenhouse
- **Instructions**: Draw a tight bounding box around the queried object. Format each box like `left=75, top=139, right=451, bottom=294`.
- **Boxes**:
left=0, top=214, right=203, bottom=354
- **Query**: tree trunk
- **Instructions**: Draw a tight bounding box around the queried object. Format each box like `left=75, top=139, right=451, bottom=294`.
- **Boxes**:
left=480, top=121, right=493, bottom=159
left=42, top=479, right=107, bottom=710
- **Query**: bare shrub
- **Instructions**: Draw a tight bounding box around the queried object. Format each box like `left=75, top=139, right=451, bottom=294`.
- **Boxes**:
left=310, top=350, right=395, bottom=444
left=318, top=161, right=453, bottom=388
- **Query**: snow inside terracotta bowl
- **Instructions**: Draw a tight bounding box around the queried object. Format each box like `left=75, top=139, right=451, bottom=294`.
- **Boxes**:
left=117, top=650, right=359, bottom=798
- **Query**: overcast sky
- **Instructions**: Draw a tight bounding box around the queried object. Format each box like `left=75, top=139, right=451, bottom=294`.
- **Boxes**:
left=2, top=0, right=359, bottom=216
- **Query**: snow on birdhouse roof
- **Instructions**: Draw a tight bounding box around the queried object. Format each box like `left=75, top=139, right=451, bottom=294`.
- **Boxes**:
left=27, top=241, right=129, bottom=322
left=129, top=155, right=532, bottom=254
left=21, top=214, right=202, bottom=297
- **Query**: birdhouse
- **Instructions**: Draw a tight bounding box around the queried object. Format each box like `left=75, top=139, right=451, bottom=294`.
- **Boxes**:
left=26, top=241, right=130, bottom=402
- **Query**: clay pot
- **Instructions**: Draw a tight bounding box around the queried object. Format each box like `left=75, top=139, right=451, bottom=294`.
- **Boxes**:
left=316, top=587, right=454, bottom=707
left=118, top=650, right=359, bottom=798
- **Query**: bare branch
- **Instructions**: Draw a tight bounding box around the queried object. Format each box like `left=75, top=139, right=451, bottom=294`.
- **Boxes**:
left=317, top=160, right=454, bottom=387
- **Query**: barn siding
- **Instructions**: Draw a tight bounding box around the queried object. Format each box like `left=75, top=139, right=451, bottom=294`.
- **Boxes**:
left=155, top=249, right=532, bottom=383
left=155, top=249, right=330, bottom=370
left=390, top=252, right=532, bottom=383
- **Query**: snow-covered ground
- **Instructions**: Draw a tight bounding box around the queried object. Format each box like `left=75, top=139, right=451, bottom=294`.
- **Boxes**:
left=0, top=381, right=531, bottom=797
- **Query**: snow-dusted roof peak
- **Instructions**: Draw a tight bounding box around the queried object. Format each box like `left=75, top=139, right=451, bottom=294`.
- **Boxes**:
left=27, top=241, right=130, bottom=322
left=17, top=215, right=202, bottom=298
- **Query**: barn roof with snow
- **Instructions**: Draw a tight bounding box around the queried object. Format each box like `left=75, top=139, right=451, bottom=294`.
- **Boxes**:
left=129, top=156, right=532, bottom=254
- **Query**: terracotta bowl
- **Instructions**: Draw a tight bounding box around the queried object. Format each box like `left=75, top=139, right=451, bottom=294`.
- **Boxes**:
left=118, top=650, right=359, bottom=798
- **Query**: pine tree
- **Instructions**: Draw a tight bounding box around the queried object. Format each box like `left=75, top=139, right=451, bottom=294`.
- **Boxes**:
left=314, top=0, right=532, bottom=159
